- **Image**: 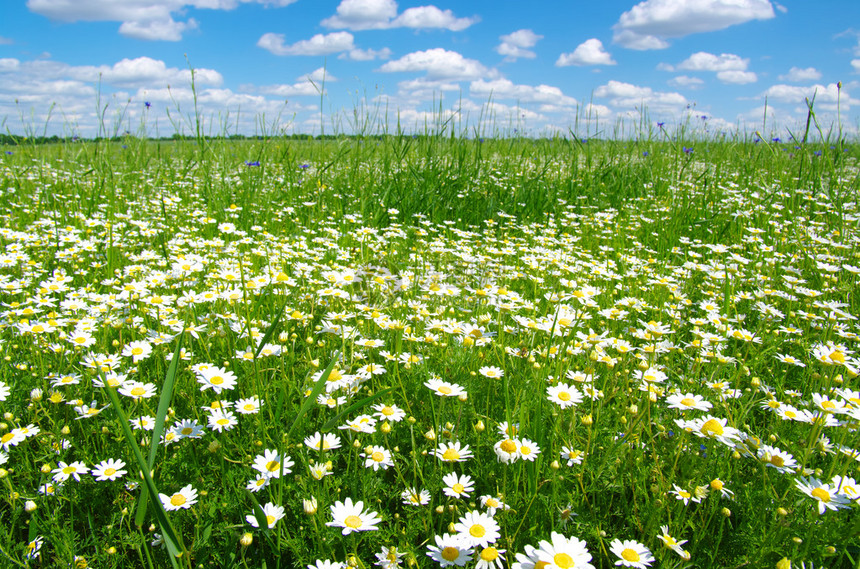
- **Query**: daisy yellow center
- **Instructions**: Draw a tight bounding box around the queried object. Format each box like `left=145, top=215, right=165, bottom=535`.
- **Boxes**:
left=558, top=391, right=571, bottom=402
left=830, top=351, right=845, bottom=364
left=62, top=466, right=76, bottom=474
left=217, top=419, right=230, bottom=426
left=131, top=347, right=143, bottom=355
left=244, top=404, right=255, bottom=411
left=104, top=468, right=116, bottom=476
left=74, top=337, right=87, bottom=344
left=438, top=386, right=452, bottom=394
left=344, top=515, right=362, bottom=529
left=767, top=401, right=780, bottom=408
left=130, top=387, right=145, bottom=397
left=442, top=448, right=460, bottom=461
left=553, top=553, right=574, bottom=569
left=452, top=483, right=465, bottom=494
left=711, top=479, right=723, bottom=490
left=770, top=455, right=785, bottom=467
left=170, top=493, right=186, bottom=507
left=535, top=563, right=549, bottom=569
left=811, top=488, right=831, bottom=502
left=521, top=446, right=532, bottom=455
left=821, top=400, right=835, bottom=409
left=210, top=376, right=224, bottom=385
left=486, top=499, right=499, bottom=508
left=1, top=433, right=14, bottom=443
left=372, top=451, right=384, bottom=462
left=266, top=515, right=276, bottom=526
left=181, top=427, right=193, bottom=435
left=441, top=547, right=460, bottom=562
left=481, top=548, right=499, bottom=562
left=328, top=370, right=343, bottom=382
left=679, top=490, right=691, bottom=498
left=621, top=548, right=640, bottom=562
left=680, top=397, right=696, bottom=407
left=700, top=418, right=724, bottom=437
left=785, top=410, right=797, bottom=418
left=500, top=439, right=517, bottom=453
left=469, top=524, right=486, bottom=538
left=266, top=460, right=280, bottom=472
left=381, top=406, right=394, bottom=416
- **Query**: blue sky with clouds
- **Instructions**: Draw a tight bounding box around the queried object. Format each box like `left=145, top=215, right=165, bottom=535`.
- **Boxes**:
left=2, top=0, right=859, bottom=137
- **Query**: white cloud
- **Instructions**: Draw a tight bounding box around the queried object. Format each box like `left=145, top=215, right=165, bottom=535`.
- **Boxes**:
left=338, top=47, right=392, bottom=61
left=556, top=39, right=616, bottom=67
left=27, top=0, right=298, bottom=41
left=321, top=0, right=476, bottom=31
left=379, top=48, right=495, bottom=81
left=717, top=70, right=757, bottom=84
left=595, top=80, right=687, bottom=111
left=613, top=0, right=776, bottom=50
left=762, top=83, right=858, bottom=110
left=496, top=29, right=543, bottom=61
left=74, top=57, right=223, bottom=88
left=257, top=32, right=355, bottom=56
left=668, top=75, right=704, bottom=88
left=673, top=51, right=757, bottom=84
left=469, top=78, right=577, bottom=106
left=0, top=58, right=20, bottom=72
left=0, top=36, right=13, bottom=45
left=778, top=66, right=822, bottom=82
left=677, top=52, right=747, bottom=71
left=852, top=59, right=860, bottom=73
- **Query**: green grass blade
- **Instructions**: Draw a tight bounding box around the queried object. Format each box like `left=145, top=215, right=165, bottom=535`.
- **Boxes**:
left=253, top=297, right=286, bottom=359
left=246, top=490, right=270, bottom=533
left=285, top=350, right=340, bottom=440
left=103, top=385, right=187, bottom=565
left=135, top=334, right=185, bottom=529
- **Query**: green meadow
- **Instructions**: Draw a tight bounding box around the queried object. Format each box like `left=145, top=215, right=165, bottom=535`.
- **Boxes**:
left=0, top=121, right=858, bottom=568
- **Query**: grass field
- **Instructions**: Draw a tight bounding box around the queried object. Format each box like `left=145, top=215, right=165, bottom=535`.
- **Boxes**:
left=0, top=125, right=859, bottom=568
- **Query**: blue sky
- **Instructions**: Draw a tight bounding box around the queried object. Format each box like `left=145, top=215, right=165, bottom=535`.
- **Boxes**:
left=2, top=0, right=859, bottom=137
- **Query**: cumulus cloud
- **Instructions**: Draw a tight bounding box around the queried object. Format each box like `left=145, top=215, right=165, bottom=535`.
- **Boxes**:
left=762, top=82, right=858, bottom=111
left=612, top=0, right=776, bottom=50
left=338, top=47, right=393, bottom=61
left=778, top=66, right=822, bottom=82
left=594, top=80, right=687, bottom=111
left=668, top=51, right=758, bottom=84
left=496, top=29, right=543, bottom=61
left=668, top=75, right=704, bottom=88
left=27, top=0, right=298, bottom=41
left=379, top=48, right=495, bottom=81
left=257, top=32, right=355, bottom=56
left=556, top=39, right=616, bottom=67
left=321, top=0, right=476, bottom=31
left=0, top=54, right=299, bottom=137
left=469, top=78, right=577, bottom=106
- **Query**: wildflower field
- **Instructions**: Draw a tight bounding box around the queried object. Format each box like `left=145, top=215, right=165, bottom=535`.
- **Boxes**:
left=0, top=131, right=858, bottom=569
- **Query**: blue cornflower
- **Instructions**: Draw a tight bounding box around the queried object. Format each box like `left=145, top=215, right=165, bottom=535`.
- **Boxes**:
left=772, top=137, right=780, bottom=143
left=682, top=146, right=693, bottom=154
left=814, top=150, right=822, bottom=157
left=657, top=122, right=665, bottom=128
left=144, top=101, right=151, bottom=108
left=245, top=160, right=260, bottom=167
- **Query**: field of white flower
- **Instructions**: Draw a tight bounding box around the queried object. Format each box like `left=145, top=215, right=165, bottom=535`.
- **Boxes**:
left=0, top=133, right=857, bottom=568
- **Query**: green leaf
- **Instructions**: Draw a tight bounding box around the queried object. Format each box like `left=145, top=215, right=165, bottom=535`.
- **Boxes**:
left=246, top=490, right=270, bottom=532
left=103, top=384, right=187, bottom=565
left=254, top=297, right=287, bottom=359
left=286, top=351, right=340, bottom=441
left=135, top=334, right=184, bottom=529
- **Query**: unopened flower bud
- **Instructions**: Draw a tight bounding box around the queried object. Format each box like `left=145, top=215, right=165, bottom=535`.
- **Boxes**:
left=474, top=420, right=485, bottom=432
left=303, top=497, right=318, bottom=515
left=25, top=500, right=37, bottom=512
left=240, top=533, right=253, bottom=547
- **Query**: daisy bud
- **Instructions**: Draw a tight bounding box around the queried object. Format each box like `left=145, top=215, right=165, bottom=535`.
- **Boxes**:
left=776, top=558, right=791, bottom=569
left=792, top=537, right=802, bottom=544
left=347, top=556, right=358, bottom=568
left=435, top=506, right=444, bottom=514
left=30, top=389, right=43, bottom=402
left=424, top=429, right=436, bottom=441
left=107, top=547, right=117, bottom=555
left=750, top=377, right=761, bottom=388
left=721, top=507, right=731, bottom=517
left=353, top=439, right=361, bottom=448
left=581, top=414, right=593, bottom=426
left=25, top=500, right=37, bottom=512
left=303, top=497, right=318, bottom=515
left=550, top=460, right=560, bottom=470
left=458, top=393, right=468, bottom=402
left=40, top=464, right=51, bottom=474
left=447, top=522, right=456, bottom=533
left=61, top=425, right=70, bottom=435
left=776, top=507, right=788, bottom=517
left=649, top=392, right=657, bottom=403
left=240, top=533, right=253, bottom=547
left=474, top=420, right=485, bottom=432
left=380, top=421, right=391, bottom=434
left=628, top=404, right=638, bottom=415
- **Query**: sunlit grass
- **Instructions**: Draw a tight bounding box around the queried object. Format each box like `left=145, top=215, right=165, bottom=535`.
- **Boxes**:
left=0, top=128, right=858, bottom=569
